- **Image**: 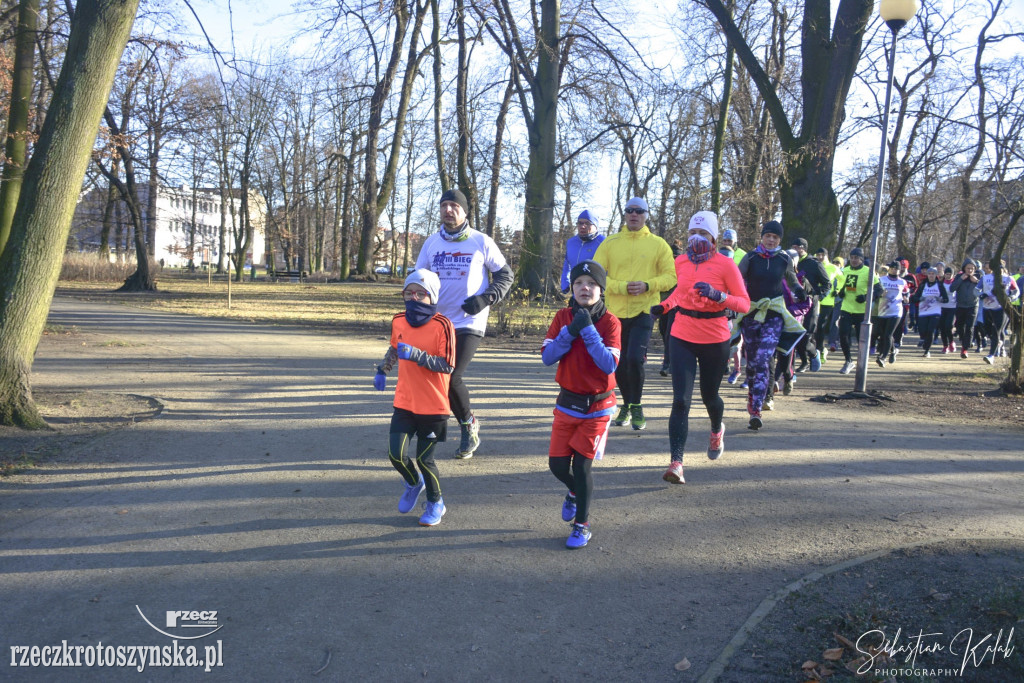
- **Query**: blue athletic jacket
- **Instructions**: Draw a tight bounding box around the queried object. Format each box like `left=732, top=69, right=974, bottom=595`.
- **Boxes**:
left=560, top=234, right=605, bottom=292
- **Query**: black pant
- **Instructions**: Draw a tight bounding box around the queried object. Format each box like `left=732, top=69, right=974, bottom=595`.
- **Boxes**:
left=918, top=315, right=939, bottom=352
left=984, top=308, right=1006, bottom=355
left=389, top=411, right=445, bottom=503
left=796, top=301, right=819, bottom=362
left=877, top=316, right=901, bottom=359
left=668, top=336, right=729, bottom=463
left=450, top=332, right=483, bottom=423
left=955, top=306, right=977, bottom=351
left=839, top=311, right=865, bottom=362
left=617, top=313, right=654, bottom=405
left=815, top=304, right=834, bottom=354
left=549, top=455, right=594, bottom=525
left=939, top=308, right=956, bottom=348
left=658, top=309, right=678, bottom=370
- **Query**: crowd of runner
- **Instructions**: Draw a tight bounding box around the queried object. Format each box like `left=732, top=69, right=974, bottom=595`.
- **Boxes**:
left=373, top=190, right=1021, bottom=548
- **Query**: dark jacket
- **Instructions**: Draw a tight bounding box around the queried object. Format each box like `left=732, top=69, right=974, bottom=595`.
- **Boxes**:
left=949, top=273, right=981, bottom=309
left=739, top=249, right=806, bottom=302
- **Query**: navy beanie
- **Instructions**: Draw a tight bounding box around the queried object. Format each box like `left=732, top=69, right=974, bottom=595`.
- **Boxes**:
left=569, top=260, right=607, bottom=291
left=440, top=188, right=469, bottom=214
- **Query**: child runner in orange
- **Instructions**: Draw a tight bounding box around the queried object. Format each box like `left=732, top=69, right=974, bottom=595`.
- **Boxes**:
left=374, top=269, right=457, bottom=526
left=541, top=260, right=621, bottom=549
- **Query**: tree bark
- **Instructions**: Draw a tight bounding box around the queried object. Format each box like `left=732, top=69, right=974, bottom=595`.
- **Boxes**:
left=0, top=0, right=40, bottom=258
left=0, top=0, right=139, bottom=428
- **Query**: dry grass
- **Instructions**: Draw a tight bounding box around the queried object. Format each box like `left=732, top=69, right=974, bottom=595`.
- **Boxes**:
left=60, top=252, right=139, bottom=282
left=55, top=271, right=560, bottom=339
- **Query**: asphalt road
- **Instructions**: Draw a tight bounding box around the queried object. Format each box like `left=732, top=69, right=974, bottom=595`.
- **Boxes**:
left=1, top=297, right=1021, bottom=681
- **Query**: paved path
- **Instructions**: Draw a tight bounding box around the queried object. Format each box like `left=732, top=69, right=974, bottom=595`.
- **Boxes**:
left=1, top=297, right=1021, bottom=681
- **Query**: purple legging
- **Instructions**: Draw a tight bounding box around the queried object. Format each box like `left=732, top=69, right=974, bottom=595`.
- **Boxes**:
left=740, top=314, right=784, bottom=416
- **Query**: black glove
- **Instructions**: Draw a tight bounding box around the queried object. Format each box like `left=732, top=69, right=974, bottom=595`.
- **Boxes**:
left=856, top=294, right=866, bottom=304
left=650, top=305, right=665, bottom=317
left=566, top=308, right=592, bottom=337
left=461, top=294, right=493, bottom=315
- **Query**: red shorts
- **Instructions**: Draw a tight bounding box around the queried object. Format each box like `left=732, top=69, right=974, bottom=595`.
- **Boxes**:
left=548, top=409, right=611, bottom=460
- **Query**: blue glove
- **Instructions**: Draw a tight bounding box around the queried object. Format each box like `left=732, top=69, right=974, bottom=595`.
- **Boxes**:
left=694, top=281, right=726, bottom=303
left=373, top=369, right=386, bottom=391
left=397, top=343, right=413, bottom=360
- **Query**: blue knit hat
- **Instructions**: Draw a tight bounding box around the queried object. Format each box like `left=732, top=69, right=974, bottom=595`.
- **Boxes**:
left=577, top=210, right=600, bottom=229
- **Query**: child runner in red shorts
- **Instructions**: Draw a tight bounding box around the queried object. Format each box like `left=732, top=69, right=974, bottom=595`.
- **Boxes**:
left=374, top=269, right=457, bottom=527
left=541, top=260, right=621, bottom=549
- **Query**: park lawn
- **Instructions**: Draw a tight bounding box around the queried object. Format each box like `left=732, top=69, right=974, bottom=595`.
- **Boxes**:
left=55, top=272, right=558, bottom=338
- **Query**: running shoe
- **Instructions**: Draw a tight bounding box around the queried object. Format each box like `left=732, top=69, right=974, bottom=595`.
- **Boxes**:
left=566, top=523, right=591, bottom=549
left=741, top=380, right=749, bottom=389
left=821, top=348, right=829, bottom=362
left=924, top=351, right=931, bottom=358
left=455, top=417, right=480, bottom=459
left=612, top=404, right=630, bottom=426
left=984, top=355, right=995, bottom=365
left=829, top=344, right=837, bottom=353
left=630, top=404, right=646, bottom=431
left=561, top=494, right=577, bottom=522
left=961, top=350, right=968, bottom=359
left=707, top=426, right=724, bottom=460
left=398, top=473, right=425, bottom=513
left=876, top=356, right=886, bottom=368
left=950, top=342, right=956, bottom=352
left=727, top=370, right=740, bottom=384
left=942, top=345, right=950, bottom=354
left=748, top=415, right=762, bottom=430
left=783, top=378, right=793, bottom=395
left=840, top=360, right=854, bottom=374
left=659, top=365, right=670, bottom=377
left=810, top=352, right=821, bottom=372
left=418, top=499, right=447, bottom=526
left=795, top=359, right=809, bottom=373
left=764, top=398, right=774, bottom=411
left=662, top=461, right=685, bottom=484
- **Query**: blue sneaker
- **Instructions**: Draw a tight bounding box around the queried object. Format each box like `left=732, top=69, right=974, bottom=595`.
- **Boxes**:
left=398, top=474, right=425, bottom=513
left=418, top=499, right=446, bottom=526
left=727, top=370, right=739, bottom=384
left=566, top=523, right=591, bottom=549
left=741, top=380, right=748, bottom=389
left=561, top=494, right=577, bottom=522
left=810, top=352, right=821, bottom=372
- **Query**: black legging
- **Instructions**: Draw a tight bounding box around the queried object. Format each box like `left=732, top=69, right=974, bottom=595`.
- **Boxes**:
left=918, top=315, right=940, bottom=352
left=877, top=316, right=901, bottom=359
left=668, top=336, right=730, bottom=463
left=955, top=306, right=977, bottom=351
left=939, top=308, right=956, bottom=348
left=815, top=304, right=834, bottom=352
left=985, top=308, right=1006, bottom=356
left=548, top=455, right=594, bottom=525
left=389, top=432, right=442, bottom=503
left=839, top=311, right=865, bottom=362
left=616, top=313, right=654, bottom=405
left=449, top=332, right=483, bottom=423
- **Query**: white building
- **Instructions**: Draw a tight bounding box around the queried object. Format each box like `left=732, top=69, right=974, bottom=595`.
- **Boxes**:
left=70, top=183, right=266, bottom=269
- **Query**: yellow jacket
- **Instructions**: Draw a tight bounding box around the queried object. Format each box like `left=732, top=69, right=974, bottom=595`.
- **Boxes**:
left=732, top=247, right=747, bottom=265
left=593, top=226, right=677, bottom=319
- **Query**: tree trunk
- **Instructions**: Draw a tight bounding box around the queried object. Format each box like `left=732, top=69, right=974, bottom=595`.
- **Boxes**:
left=429, top=0, right=449, bottom=193
left=454, top=0, right=478, bottom=225
left=0, top=0, right=139, bottom=428
left=517, top=0, right=560, bottom=297
left=484, top=76, right=514, bottom=238
left=711, top=41, right=734, bottom=213
left=0, top=0, right=40, bottom=258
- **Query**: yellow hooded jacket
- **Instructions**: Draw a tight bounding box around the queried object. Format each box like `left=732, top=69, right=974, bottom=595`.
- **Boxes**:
left=593, top=225, right=677, bottom=319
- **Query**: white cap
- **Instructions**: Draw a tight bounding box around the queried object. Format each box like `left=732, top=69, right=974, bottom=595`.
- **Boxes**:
left=403, top=269, right=440, bottom=302
left=688, top=211, right=719, bottom=241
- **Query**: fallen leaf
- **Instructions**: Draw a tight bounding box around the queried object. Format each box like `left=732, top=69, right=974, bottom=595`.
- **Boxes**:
left=845, top=656, right=867, bottom=674
left=834, top=632, right=857, bottom=650
left=823, top=648, right=844, bottom=661
left=801, top=660, right=818, bottom=670
left=116, top=509, right=128, bottom=515
left=674, top=657, right=691, bottom=672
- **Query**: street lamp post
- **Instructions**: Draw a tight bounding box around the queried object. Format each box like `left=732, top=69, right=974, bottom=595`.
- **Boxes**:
left=854, top=0, right=919, bottom=393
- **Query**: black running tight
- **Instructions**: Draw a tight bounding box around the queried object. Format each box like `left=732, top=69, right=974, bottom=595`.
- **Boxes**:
left=549, top=454, right=594, bottom=525
left=389, top=432, right=442, bottom=503
left=668, top=336, right=730, bottom=463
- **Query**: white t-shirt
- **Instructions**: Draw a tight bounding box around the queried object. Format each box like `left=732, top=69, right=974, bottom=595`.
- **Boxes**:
left=917, top=281, right=944, bottom=317
left=878, top=276, right=908, bottom=318
left=980, top=273, right=1020, bottom=310
left=940, top=280, right=957, bottom=309
left=415, top=226, right=508, bottom=334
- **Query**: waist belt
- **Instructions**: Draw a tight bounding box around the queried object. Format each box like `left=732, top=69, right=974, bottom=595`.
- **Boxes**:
left=556, top=388, right=613, bottom=414
left=677, top=307, right=727, bottom=319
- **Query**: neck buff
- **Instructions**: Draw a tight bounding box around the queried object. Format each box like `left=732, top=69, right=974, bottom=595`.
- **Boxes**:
left=439, top=222, right=469, bottom=242
left=687, top=234, right=714, bottom=265
left=755, top=243, right=782, bottom=258
left=579, top=231, right=598, bottom=243
left=405, top=300, right=438, bottom=327
left=571, top=296, right=607, bottom=322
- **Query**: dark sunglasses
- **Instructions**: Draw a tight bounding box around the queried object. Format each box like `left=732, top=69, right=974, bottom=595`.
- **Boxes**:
left=624, top=208, right=646, bottom=215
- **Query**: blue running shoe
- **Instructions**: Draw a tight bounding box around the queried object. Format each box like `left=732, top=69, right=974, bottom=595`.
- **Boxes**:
left=741, top=380, right=748, bottom=389
left=810, top=352, right=821, bottom=372
left=561, top=494, right=577, bottom=522
left=398, top=474, right=425, bottom=513
left=566, top=523, right=591, bottom=549
left=727, top=370, right=739, bottom=384
left=418, top=499, right=446, bottom=526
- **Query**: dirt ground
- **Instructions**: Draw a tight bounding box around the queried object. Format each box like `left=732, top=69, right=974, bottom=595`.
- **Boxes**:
left=2, top=297, right=1022, bottom=682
